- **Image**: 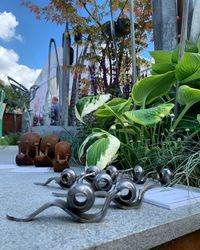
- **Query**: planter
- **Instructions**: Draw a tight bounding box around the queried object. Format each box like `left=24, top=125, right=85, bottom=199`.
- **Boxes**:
left=3, top=113, right=22, bottom=135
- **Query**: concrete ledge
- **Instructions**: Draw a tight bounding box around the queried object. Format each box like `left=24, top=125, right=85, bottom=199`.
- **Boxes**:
left=31, top=125, right=77, bottom=138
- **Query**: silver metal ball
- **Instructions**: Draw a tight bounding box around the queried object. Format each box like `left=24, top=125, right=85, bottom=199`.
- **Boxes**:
left=133, top=165, right=146, bottom=184
left=114, top=178, right=137, bottom=207
left=159, top=168, right=173, bottom=185
left=93, top=173, right=113, bottom=191
left=67, top=183, right=95, bottom=212
left=106, top=165, right=118, bottom=182
left=61, top=169, right=76, bottom=188
left=85, top=166, right=100, bottom=183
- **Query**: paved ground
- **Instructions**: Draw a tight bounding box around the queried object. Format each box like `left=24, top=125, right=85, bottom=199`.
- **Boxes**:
left=0, top=145, right=18, bottom=164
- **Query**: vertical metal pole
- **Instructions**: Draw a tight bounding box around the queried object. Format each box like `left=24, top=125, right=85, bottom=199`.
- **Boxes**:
left=61, top=20, right=70, bottom=128
left=190, top=0, right=200, bottom=43
left=130, top=0, right=136, bottom=85
left=179, top=0, right=189, bottom=60
left=152, top=0, right=177, bottom=50
left=174, top=0, right=189, bottom=117
left=13, top=108, right=17, bottom=134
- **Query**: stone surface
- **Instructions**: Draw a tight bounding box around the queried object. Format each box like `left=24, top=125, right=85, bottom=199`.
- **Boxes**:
left=1, top=147, right=200, bottom=250
left=31, top=125, right=77, bottom=138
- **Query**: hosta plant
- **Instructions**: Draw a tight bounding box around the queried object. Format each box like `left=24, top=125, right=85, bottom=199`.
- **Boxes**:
left=75, top=37, right=200, bottom=182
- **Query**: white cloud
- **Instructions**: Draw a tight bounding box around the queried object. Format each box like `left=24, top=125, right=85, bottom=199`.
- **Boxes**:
left=0, top=11, right=22, bottom=41
left=0, top=46, right=41, bottom=89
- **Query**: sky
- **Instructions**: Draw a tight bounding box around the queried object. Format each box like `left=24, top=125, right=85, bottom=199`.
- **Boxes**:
left=0, top=0, right=65, bottom=88
left=0, top=0, right=153, bottom=89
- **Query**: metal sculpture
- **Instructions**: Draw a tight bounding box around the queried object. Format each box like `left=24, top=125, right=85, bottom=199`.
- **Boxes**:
left=34, top=166, right=99, bottom=189
left=7, top=76, right=39, bottom=132
left=0, top=88, right=6, bottom=137
left=7, top=166, right=173, bottom=223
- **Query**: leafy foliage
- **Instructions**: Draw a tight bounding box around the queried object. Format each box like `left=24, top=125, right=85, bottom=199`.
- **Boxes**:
left=75, top=38, right=200, bottom=180
left=124, top=104, right=174, bottom=127
left=131, top=71, right=176, bottom=106
left=21, top=0, right=152, bottom=97
left=3, top=85, right=25, bottom=113
left=0, top=133, right=21, bottom=145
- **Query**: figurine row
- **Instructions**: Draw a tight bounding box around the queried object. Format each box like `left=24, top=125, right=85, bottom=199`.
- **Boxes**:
left=16, top=132, right=71, bottom=172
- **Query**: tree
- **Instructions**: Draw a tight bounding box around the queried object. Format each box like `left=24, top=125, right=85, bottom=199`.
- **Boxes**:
left=21, top=0, right=152, bottom=124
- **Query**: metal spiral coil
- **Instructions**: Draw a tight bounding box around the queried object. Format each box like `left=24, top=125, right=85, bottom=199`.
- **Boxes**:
left=93, top=173, right=113, bottom=192
left=60, top=169, right=77, bottom=188
left=67, top=183, right=95, bottom=213
left=114, top=178, right=137, bottom=208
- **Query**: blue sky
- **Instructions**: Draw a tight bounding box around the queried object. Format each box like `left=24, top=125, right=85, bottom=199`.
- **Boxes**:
left=0, top=0, right=153, bottom=88
left=0, top=0, right=64, bottom=67
left=0, top=0, right=65, bottom=87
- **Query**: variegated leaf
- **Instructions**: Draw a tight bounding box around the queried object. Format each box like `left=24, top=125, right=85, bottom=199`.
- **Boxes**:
left=78, top=129, right=120, bottom=170
left=86, top=133, right=120, bottom=170
left=124, top=103, right=174, bottom=127
left=75, top=94, right=111, bottom=123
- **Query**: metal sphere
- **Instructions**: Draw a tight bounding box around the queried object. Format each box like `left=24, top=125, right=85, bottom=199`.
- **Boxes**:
left=67, top=183, right=95, bottom=212
left=61, top=169, right=77, bottom=188
left=114, top=178, right=137, bottom=207
left=85, top=166, right=100, bottom=183
left=106, top=165, right=118, bottom=182
left=93, top=173, right=113, bottom=192
left=133, top=165, right=146, bottom=184
left=159, top=168, right=173, bottom=185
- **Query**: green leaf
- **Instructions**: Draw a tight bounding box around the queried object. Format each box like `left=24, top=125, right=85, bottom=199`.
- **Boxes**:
left=79, top=129, right=120, bottom=170
left=152, top=64, right=175, bottom=74
left=78, top=129, right=106, bottom=161
left=94, top=97, right=132, bottom=118
left=198, top=36, right=200, bottom=53
left=75, top=94, right=111, bottom=123
left=197, top=114, right=200, bottom=124
left=175, top=53, right=200, bottom=83
left=131, top=71, right=176, bottom=106
left=172, top=40, right=199, bottom=63
left=178, top=85, right=200, bottom=106
left=124, top=104, right=174, bottom=127
left=150, top=50, right=172, bottom=64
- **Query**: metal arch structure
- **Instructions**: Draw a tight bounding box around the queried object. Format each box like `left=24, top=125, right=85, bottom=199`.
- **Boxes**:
left=43, top=38, right=61, bottom=126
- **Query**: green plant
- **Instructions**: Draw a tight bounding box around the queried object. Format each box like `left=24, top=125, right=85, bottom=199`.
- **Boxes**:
left=75, top=37, right=200, bottom=175
left=0, top=133, right=21, bottom=145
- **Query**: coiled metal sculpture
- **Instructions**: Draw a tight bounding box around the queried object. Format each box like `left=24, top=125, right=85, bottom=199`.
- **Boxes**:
left=7, top=166, right=173, bottom=223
